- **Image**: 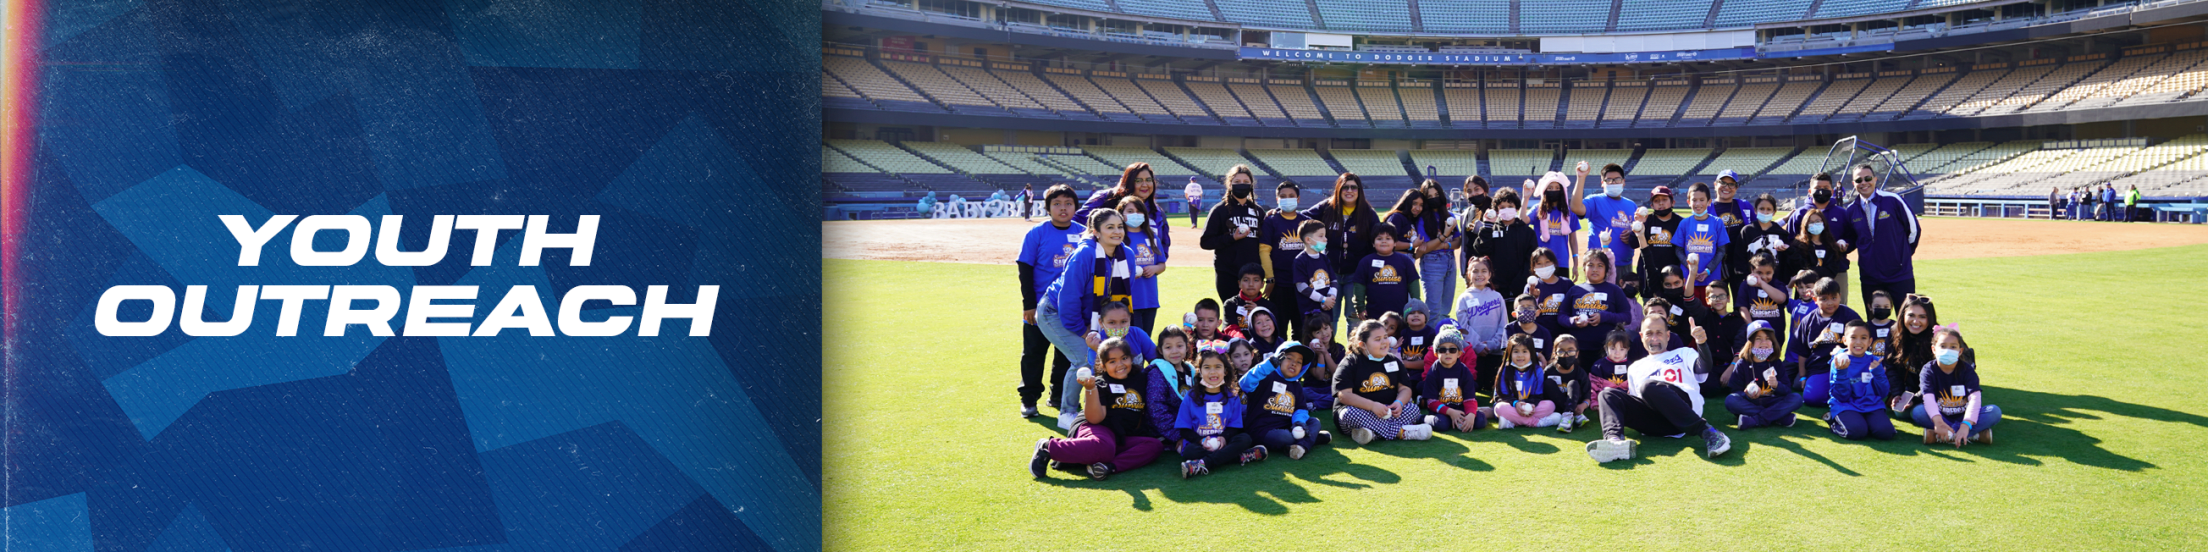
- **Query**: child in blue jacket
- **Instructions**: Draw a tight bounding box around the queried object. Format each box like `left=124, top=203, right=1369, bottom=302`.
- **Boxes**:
left=1239, top=342, right=1333, bottom=459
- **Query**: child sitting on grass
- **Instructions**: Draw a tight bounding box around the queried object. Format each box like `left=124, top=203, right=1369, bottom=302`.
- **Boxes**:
left=1827, top=321, right=1894, bottom=441
left=1421, top=326, right=1490, bottom=432
left=1031, top=337, right=1163, bottom=480
left=1177, top=351, right=1267, bottom=478
left=1911, top=326, right=1999, bottom=447
left=1722, top=321, right=1801, bottom=429
left=1334, top=320, right=1434, bottom=444
left=1545, top=335, right=1593, bottom=433
left=1492, top=334, right=1561, bottom=429
left=1239, top=342, right=1333, bottom=459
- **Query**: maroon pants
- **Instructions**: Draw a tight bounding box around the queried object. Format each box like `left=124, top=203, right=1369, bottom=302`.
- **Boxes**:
left=1047, top=423, right=1162, bottom=470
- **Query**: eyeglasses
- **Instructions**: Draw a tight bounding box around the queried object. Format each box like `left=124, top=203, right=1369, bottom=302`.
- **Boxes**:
left=1343, top=186, right=1362, bottom=191
left=1601, top=177, right=1626, bottom=184
left=1434, top=347, right=1461, bottom=354
left=1854, top=176, right=1877, bottom=184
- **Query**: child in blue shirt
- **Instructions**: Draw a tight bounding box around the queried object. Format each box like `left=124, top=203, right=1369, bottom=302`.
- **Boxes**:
left=1177, top=351, right=1266, bottom=478
left=1790, top=277, right=1860, bottom=407
left=1827, top=321, right=1894, bottom=441
left=1672, top=182, right=1732, bottom=298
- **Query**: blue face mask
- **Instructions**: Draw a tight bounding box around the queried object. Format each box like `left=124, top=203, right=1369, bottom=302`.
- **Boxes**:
left=1936, top=348, right=1961, bottom=366
left=1807, top=222, right=1826, bottom=235
left=1311, top=241, right=1327, bottom=254
left=1756, top=212, right=1774, bottom=224
left=1278, top=197, right=1298, bottom=211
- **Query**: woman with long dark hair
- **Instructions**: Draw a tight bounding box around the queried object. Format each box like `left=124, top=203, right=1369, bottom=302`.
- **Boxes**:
left=1201, top=164, right=1265, bottom=302
left=1299, top=173, right=1378, bottom=328
left=1079, top=162, right=1170, bottom=260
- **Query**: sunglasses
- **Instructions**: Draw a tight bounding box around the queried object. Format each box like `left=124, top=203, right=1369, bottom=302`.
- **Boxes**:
left=1854, top=176, right=1876, bottom=183
left=1435, top=347, right=1461, bottom=354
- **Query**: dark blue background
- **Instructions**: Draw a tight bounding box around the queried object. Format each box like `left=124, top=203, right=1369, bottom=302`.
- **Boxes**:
left=7, top=1, right=819, bottom=551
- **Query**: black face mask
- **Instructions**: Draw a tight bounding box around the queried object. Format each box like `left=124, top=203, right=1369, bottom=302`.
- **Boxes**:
left=1545, top=190, right=1564, bottom=205
left=1622, top=283, right=1642, bottom=298
left=1468, top=195, right=1492, bottom=214
left=1813, top=188, right=1833, bottom=205
left=1556, top=355, right=1577, bottom=369
left=1869, top=306, right=1892, bottom=320
left=1660, top=287, right=1686, bottom=302
left=1231, top=184, right=1253, bottom=199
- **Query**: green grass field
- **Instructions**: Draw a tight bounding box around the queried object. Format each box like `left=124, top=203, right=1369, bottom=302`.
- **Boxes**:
left=824, top=242, right=2208, bottom=551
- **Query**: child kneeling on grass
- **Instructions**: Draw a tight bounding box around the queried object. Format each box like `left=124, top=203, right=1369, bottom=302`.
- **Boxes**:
left=1031, top=337, right=1164, bottom=480
left=1492, top=334, right=1561, bottom=429
left=1334, top=320, right=1434, bottom=444
left=1911, top=326, right=1999, bottom=447
left=1420, top=325, right=1491, bottom=432
left=1238, top=341, right=1333, bottom=459
left=1722, top=321, right=1802, bottom=429
left=1178, top=351, right=1268, bottom=478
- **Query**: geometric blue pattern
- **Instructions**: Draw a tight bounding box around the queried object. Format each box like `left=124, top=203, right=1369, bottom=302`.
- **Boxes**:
left=11, top=1, right=821, bottom=551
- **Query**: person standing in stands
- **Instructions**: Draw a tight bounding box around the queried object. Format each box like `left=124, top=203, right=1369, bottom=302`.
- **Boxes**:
left=1185, top=176, right=1205, bottom=229
left=1202, top=165, right=1266, bottom=302
left=1016, top=184, right=1086, bottom=418
left=1569, top=161, right=1639, bottom=287
left=1786, top=172, right=1854, bottom=302
left=1844, top=164, right=1921, bottom=311
left=1303, top=173, right=1379, bottom=328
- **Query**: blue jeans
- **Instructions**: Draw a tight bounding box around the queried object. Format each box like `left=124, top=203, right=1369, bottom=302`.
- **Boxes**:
left=1419, top=251, right=1454, bottom=310
left=1910, top=404, right=2000, bottom=437
left=1035, top=301, right=1094, bottom=416
left=1725, top=392, right=1805, bottom=428
left=1800, top=376, right=1830, bottom=407
left=1258, top=417, right=1323, bottom=452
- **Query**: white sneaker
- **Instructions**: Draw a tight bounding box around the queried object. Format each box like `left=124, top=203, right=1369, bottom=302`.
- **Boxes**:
left=1350, top=427, right=1376, bottom=445
left=1536, top=413, right=1563, bottom=427
left=1289, top=444, right=1307, bottom=459
left=1586, top=438, right=1637, bottom=463
left=1401, top=424, right=1433, bottom=440
left=1424, top=415, right=1443, bottom=427
left=1497, top=417, right=1515, bottom=429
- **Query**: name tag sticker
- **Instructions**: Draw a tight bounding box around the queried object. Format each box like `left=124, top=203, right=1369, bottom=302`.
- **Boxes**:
left=1444, top=378, right=1459, bottom=389
left=1206, top=402, right=1223, bottom=414
left=1110, top=384, right=1126, bottom=393
left=1534, top=338, right=1546, bottom=349
left=1860, top=372, right=1874, bottom=384
left=1877, top=329, right=1890, bottom=338
left=1951, top=385, right=1966, bottom=397
left=1670, top=306, right=1684, bottom=316
left=1372, top=259, right=1385, bottom=268
left=1697, top=224, right=1709, bottom=233
left=1757, top=290, right=1768, bottom=298
left=1411, top=337, right=1423, bottom=346
left=1816, top=249, right=1827, bottom=259
left=1615, top=365, right=1628, bottom=375
left=1384, top=361, right=1400, bottom=372
left=1272, top=382, right=1288, bottom=394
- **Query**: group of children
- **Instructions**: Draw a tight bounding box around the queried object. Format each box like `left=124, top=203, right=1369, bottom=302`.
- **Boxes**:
left=1022, top=160, right=1996, bottom=480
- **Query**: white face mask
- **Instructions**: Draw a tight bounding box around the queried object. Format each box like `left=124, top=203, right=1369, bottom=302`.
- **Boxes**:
left=1278, top=197, right=1298, bottom=211
left=1497, top=207, right=1519, bottom=220
left=1604, top=184, right=1623, bottom=198
left=1534, top=265, right=1556, bottom=279
left=1125, top=213, right=1146, bottom=229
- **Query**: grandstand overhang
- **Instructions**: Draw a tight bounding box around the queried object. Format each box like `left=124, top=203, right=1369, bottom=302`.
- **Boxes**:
left=826, top=100, right=2208, bottom=140
left=1753, top=0, right=2037, bottom=30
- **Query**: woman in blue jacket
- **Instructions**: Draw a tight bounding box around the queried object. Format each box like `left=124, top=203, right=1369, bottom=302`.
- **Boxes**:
left=1039, top=208, right=1140, bottom=430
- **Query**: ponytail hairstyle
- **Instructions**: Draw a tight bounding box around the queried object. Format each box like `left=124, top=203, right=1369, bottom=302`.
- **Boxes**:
left=1084, top=208, right=1124, bottom=240
left=1933, top=325, right=1974, bottom=366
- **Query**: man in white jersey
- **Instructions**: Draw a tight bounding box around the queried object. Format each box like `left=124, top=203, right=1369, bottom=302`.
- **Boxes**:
left=1586, top=317, right=1732, bottom=462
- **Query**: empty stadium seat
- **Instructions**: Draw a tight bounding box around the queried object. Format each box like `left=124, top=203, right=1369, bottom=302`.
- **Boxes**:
left=1601, top=82, right=1648, bottom=128
left=1486, top=83, right=1523, bottom=129
left=1399, top=81, right=1444, bottom=129
left=1790, top=77, right=1870, bottom=123
left=1751, top=78, right=1822, bottom=125
left=1314, top=82, right=1370, bottom=128
left=1418, top=0, right=1512, bottom=33
left=1358, top=82, right=1408, bottom=128
left=1443, top=83, right=1483, bottom=128
left=1486, top=149, right=1557, bottom=179
left=1271, top=83, right=1332, bottom=127
left=1523, top=84, right=1562, bottom=129
left=1185, top=80, right=1257, bottom=126
left=1617, top=0, right=1714, bottom=32
left=1314, top=0, right=1415, bottom=33
left=1638, top=83, right=1690, bottom=127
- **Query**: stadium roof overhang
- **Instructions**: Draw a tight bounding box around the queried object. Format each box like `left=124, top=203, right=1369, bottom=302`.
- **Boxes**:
left=1754, top=0, right=2036, bottom=29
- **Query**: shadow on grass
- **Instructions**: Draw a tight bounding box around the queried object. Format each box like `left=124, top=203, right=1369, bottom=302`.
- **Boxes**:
left=1693, top=386, right=2195, bottom=472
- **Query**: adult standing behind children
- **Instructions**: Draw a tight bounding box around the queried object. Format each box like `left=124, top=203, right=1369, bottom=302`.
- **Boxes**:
left=1015, top=185, right=1086, bottom=418
left=1038, top=209, right=1140, bottom=429
left=1258, top=182, right=1309, bottom=341
left=1202, top=165, right=1266, bottom=302
left=1844, top=164, right=1921, bottom=310
left=1302, top=173, right=1379, bottom=328
left=1078, top=163, right=1171, bottom=257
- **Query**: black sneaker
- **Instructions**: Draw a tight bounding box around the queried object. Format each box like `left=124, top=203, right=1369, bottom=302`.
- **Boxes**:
left=1738, top=415, right=1756, bottom=429
left=1777, top=415, right=1797, bottom=428
left=1087, top=462, right=1115, bottom=480
left=1240, top=445, right=1268, bottom=465
left=1029, top=438, right=1051, bottom=478
left=1180, top=459, right=1207, bottom=479
left=1315, top=430, right=1334, bottom=447
left=1021, top=404, right=1040, bottom=418
left=1703, top=428, right=1733, bottom=458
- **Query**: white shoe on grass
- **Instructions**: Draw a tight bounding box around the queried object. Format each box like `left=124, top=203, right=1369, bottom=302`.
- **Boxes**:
left=1586, top=438, right=1637, bottom=463
left=1401, top=424, right=1433, bottom=440
left=1536, top=413, right=1562, bottom=427
left=1289, top=444, right=1307, bottom=459
left=1497, top=417, right=1515, bottom=429
left=1350, top=427, right=1376, bottom=445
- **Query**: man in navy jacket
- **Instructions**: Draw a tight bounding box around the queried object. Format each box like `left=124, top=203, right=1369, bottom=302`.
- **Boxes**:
left=1844, top=164, right=1921, bottom=309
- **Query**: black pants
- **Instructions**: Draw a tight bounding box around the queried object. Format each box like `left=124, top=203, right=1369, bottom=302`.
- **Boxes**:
left=1177, top=431, right=1255, bottom=465
left=1269, top=284, right=1301, bottom=346
left=1214, top=264, right=1239, bottom=305
left=1858, top=277, right=1915, bottom=313
left=1598, top=385, right=1708, bottom=440
left=1831, top=409, right=1896, bottom=440
left=1021, top=321, right=1072, bottom=407
left=1474, top=353, right=1503, bottom=400
left=1135, top=308, right=1159, bottom=337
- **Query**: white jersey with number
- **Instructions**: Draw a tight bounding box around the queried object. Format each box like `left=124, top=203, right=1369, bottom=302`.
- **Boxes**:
left=1185, top=182, right=1204, bottom=201
left=1626, top=347, right=1704, bottom=415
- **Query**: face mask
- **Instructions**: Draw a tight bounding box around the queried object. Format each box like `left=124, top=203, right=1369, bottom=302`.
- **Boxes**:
left=1311, top=241, right=1327, bottom=253
left=1104, top=326, right=1128, bottom=338
left=1534, top=265, right=1555, bottom=279
left=1125, top=213, right=1146, bottom=229
left=1556, top=356, right=1577, bottom=369
left=1756, top=212, right=1774, bottom=224
left=1497, top=207, right=1519, bottom=220
left=1468, top=195, right=1492, bottom=213
left=1278, top=197, right=1298, bottom=211
left=1807, top=222, right=1826, bottom=235
left=1232, top=184, right=1253, bottom=199
left=1544, top=190, right=1564, bottom=204
left=1622, top=284, right=1642, bottom=297
left=1660, top=287, right=1685, bottom=301
left=1870, top=306, right=1892, bottom=320
left=1515, top=310, right=1535, bottom=323
left=1813, top=188, right=1833, bottom=204
left=1604, top=184, right=1623, bottom=198
left=1365, top=351, right=1386, bottom=362
left=1935, top=348, right=1961, bottom=366
left=1751, top=347, right=1773, bottom=360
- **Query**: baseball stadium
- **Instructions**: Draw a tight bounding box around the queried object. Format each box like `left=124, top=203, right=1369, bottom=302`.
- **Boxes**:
left=818, top=0, right=2208, bottom=548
